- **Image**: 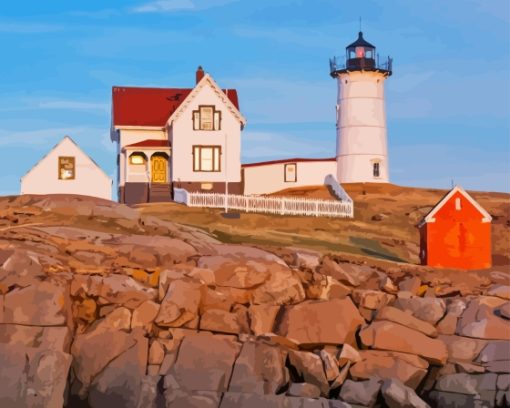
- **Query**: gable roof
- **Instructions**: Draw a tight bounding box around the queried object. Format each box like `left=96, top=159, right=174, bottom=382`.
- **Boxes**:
left=166, top=74, right=246, bottom=127
left=112, top=83, right=240, bottom=128
left=418, top=185, right=492, bottom=228
left=21, top=135, right=111, bottom=181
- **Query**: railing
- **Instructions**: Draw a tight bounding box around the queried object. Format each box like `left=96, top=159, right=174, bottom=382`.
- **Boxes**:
left=173, top=188, right=353, bottom=218
left=329, top=55, right=392, bottom=74
left=324, top=174, right=353, bottom=205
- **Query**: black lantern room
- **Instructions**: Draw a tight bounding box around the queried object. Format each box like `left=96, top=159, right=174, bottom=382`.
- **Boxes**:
left=330, top=31, right=392, bottom=77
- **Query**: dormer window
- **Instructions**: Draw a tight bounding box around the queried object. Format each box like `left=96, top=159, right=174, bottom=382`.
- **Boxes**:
left=193, top=105, right=221, bottom=131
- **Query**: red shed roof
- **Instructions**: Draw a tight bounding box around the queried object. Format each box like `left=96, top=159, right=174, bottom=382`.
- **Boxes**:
left=112, top=86, right=239, bottom=127
left=124, top=139, right=171, bottom=149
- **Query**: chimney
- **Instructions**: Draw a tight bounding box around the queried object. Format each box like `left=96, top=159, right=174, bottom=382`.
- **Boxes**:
left=196, top=66, right=204, bottom=84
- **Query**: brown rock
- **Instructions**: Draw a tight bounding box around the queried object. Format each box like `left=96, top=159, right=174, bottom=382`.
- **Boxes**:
left=96, top=307, right=131, bottom=332
left=320, top=349, right=340, bottom=381
left=350, top=350, right=429, bottom=388
left=73, top=297, right=97, bottom=322
left=393, top=293, right=446, bottom=324
left=155, top=280, right=202, bottom=327
left=249, top=304, right=280, bottom=335
left=148, top=340, right=165, bottom=365
left=436, top=313, right=458, bottom=335
left=3, top=281, right=67, bottom=326
left=376, top=306, right=438, bottom=338
left=275, top=298, right=364, bottom=346
left=229, top=341, right=288, bottom=394
left=288, top=350, right=329, bottom=396
left=497, top=302, right=510, bottom=319
left=169, top=332, right=241, bottom=392
left=330, top=362, right=351, bottom=390
left=200, top=309, right=242, bottom=334
left=352, top=290, right=395, bottom=310
left=398, top=277, right=422, bottom=295
left=457, top=297, right=510, bottom=340
left=438, top=335, right=487, bottom=362
left=338, top=344, right=362, bottom=367
left=320, top=258, right=375, bottom=287
left=98, top=274, right=157, bottom=309
left=201, top=287, right=233, bottom=313
left=0, top=250, right=45, bottom=288
left=488, top=285, right=510, bottom=300
left=131, top=300, right=160, bottom=329
left=252, top=264, right=305, bottom=305
left=287, top=382, right=321, bottom=398
left=0, top=325, right=71, bottom=352
left=360, top=321, right=448, bottom=365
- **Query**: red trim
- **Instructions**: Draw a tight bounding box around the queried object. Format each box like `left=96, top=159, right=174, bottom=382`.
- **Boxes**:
left=125, top=139, right=170, bottom=148
left=242, top=157, right=336, bottom=168
left=112, top=86, right=239, bottom=127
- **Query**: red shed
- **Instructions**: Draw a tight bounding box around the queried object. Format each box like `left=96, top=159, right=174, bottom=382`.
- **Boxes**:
left=417, top=186, right=492, bottom=270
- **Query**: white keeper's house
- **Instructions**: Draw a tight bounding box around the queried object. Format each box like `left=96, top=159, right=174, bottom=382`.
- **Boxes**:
left=110, top=30, right=392, bottom=205
left=20, top=136, right=112, bottom=200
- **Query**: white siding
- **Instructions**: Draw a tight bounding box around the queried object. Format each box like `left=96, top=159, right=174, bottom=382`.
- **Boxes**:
left=171, top=83, right=241, bottom=184
left=21, top=137, right=112, bottom=200
left=243, top=160, right=337, bottom=195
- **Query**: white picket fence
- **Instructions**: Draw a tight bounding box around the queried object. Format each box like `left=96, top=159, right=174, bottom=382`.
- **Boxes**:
left=174, top=188, right=353, bottom=218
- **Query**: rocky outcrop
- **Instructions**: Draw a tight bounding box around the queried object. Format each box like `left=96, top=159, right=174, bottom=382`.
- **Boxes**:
left=0, top=195, right=508, bottom=407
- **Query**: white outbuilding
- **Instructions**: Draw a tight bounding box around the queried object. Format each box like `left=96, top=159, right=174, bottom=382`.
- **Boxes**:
left=20, top=136, right=112, bottom=200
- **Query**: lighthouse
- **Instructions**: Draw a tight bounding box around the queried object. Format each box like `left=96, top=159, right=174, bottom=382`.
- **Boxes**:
left=330, top=31, right=392, bottom=183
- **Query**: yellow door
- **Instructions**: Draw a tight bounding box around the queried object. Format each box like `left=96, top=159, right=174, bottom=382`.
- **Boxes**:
left=151, top=155, right=167, bottom=183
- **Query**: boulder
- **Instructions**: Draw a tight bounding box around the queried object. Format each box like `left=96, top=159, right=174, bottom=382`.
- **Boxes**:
left=169, top=332, right=241, bottom=392
left=352, top=290, right=395, bottom=311
left=457, top=297, right=510, bottom=340
left=475, top=342, right=510, bottom=364
left=434, top=373, right=497, bottom=402
left=338, top=344, right=361, bottom=367
left=288, top=350, right=329, bottom=396
left=381, top=378, right=430, bottom=408
left=220, top=392, right=289, bottom=408
left=0, top=325, right=71, bottom=352
left=252, top=265, right=305, bottom=305
left=96, top=307, right=131, bottom=331
left=393, top=294, right=446, bottom=325
left=360, top=321, right=448, bottom=365
left=428, top=391, right=477, bottom=407
left=319, top=258, right=375, bottom=287
left=0, top=250, right=45, bottom=288
left=438, top=335, right=487, bottom=362
left=3, top=281, right=67, bottom=325
left=339, top=378, right=382, bottom=407
left=287, top=383, right=321, bottom=398
left=98, top=274, right=157, bottom=309
left=148, top=340, right=165, bottom=365
left=375, top=306, right=438, bottom=338
left=166, top=390, right=221, bottom=408
left=249, top=304, right=280, bottom=335
left=350, top=350, right=429, bottom=388
left=292, top=248, right=321, bottom=270
left=88, top=333, right=148, bottom=408
left=398, top=277, right=422, bottom=295
left=200, top=309, right=242, bottom=334
left=488, top=285, right=510, bottom=300
left=276, top=298, right=364, bottom=346
left=305, top=276, right=351, bottom=301
left=0, top=343, right=27, bottom=407
left=155, top=280, right=202, bottom=327
left=131, top=300, right=160, bottom=329
left=320, top=349, right=340, bottom=381
left=436, top=313, right=458, bottom=335
left=497, top=302, right=510, bottom=319
left=229, top=341, right=288, bottom=394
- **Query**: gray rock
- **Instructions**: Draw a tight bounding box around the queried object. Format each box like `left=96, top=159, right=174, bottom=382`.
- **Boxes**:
left=88, top=333, right=148, bottom=408
left=497, top=374, right=510, bottom=390
left=497, top=302, right=510, bottom=319
left=229, top=341, right=288, bottom=394
left=476, top=342, right=510, bottom=364
left=393, top=294, right=446, bottom=324
left=220, top=392, right=289, bottom=408
left=381, top=378, right=430, bottom=408
left=288, top=383, right=321, bottom=398
left=339, top=378, right=382, bottom=407
left=496, top=390, right=510, bottom=407
left=434, top=373, right=497, bottom=395
left=0, top=344, right=28, bottom=408
left=170, top=332, right=241, bottom=392
left=136, top=376, right=163, bottom=408
left=428, top=391, right=477, bottom=408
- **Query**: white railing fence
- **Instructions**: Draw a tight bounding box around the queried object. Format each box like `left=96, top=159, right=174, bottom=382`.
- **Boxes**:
left=324, top=174, right=353, bottom=204
left=174, top=188, right=353, bottom=218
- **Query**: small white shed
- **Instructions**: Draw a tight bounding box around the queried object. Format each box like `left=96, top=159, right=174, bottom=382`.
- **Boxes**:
left=20, top=136, right=112, bottom=200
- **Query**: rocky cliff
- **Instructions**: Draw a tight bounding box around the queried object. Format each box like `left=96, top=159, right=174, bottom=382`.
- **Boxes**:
left=0, top=194, right=508, bottom=408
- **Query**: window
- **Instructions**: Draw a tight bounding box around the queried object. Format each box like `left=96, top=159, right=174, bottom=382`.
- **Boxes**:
left=58, top=156, right=75, bottom=180
left=129, top=153, right=146, bottom=165
left=193, top=146, right=221, bottom=172
left=193, top=106, right=221, bottom=130
left=373, top=162, right=380, bottom=178
left=284, top=163, right=297, bottom=182
left=455, top=197, right=462, bottom=211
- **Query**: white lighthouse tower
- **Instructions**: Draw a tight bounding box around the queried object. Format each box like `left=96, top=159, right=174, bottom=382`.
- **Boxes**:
left=330, top=31, right=393, bottom=183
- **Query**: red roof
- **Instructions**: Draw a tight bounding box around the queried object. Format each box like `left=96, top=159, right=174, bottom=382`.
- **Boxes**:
left=112, top=86, right=239, bottom=127
left=124, top=139, right=171, bottom=148
left=242, top=157, right=336, bottom=168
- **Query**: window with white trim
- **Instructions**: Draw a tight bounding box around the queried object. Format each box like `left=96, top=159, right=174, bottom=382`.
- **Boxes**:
left=455, top=197, right=462, bottom=211
left=193, top=146, right=221, bottom=172
left=284, top=163, right=297, bottom=182
left=58, top=156, right=75, bottom=180
left=193, top=106, right=221, bottom=131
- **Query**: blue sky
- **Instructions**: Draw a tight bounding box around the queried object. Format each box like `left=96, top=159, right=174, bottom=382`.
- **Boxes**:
left=0, top=0, right=509, bottom=195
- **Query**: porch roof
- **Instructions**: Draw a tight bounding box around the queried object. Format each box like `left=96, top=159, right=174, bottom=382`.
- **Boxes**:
left=124, top=139, right=171, bottom=149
